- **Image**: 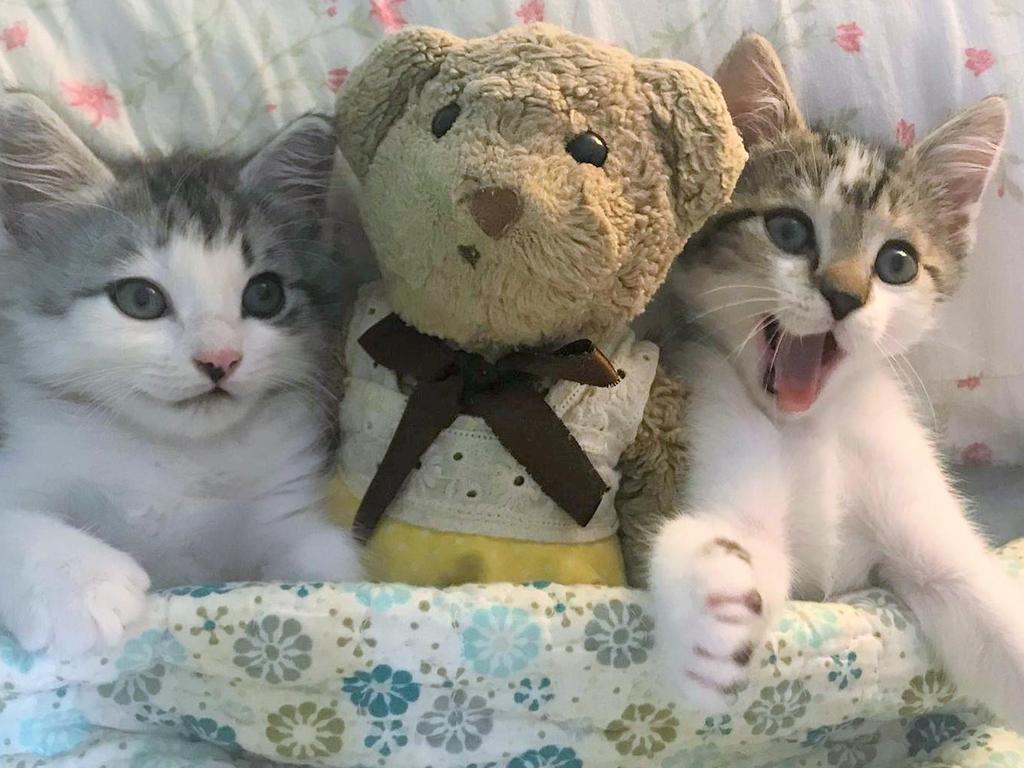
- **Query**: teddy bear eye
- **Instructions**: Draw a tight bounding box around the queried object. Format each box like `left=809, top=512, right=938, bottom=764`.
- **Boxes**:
left=566, top=131, right=608, bottom=167
left=431, top=102, right=461, bottom=138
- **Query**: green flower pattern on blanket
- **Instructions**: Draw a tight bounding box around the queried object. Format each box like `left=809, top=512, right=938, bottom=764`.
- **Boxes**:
left=232, top=616, right=312, bottom=684
left=189, top=606, right=233, bottom=646
left=265, top=702, right=344, bottom=760
left=604, top=703, right=680, bottom=757
left=743, top=681, right=811, bottom=736
left=824, top=732, right=880, bottom=768
left=0, top=539, right=1022, bottom=767
left=336, top=616, right=377, bottom=661
left=899, top=670, right=959, bottom=716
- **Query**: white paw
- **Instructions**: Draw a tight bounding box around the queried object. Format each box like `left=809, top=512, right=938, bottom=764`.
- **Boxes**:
left=652, top=533, right=769, bottom=711
left=4, top=537, right=150, bottom=658
left=263, top=523, right=365, bottom=583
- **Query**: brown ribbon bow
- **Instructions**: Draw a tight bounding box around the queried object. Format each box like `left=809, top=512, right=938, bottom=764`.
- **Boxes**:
left=352, top=313, right=621, bottom=540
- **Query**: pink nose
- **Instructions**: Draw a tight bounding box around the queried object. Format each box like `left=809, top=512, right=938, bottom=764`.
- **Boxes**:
left=193, top=349, right=242, bottom=384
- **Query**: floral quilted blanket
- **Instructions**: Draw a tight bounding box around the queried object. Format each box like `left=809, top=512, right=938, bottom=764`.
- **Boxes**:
left=1, top=542, right=1023, bottom=768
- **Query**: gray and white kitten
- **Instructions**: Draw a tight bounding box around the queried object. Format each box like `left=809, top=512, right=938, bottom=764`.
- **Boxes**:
left=0, top=94, right=362, bottom=657
left=644, top=36, right=1024, bottom=728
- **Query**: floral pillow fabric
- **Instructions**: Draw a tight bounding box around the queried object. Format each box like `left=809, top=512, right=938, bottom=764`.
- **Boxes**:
left=1, top=540, right=1023, bottom=767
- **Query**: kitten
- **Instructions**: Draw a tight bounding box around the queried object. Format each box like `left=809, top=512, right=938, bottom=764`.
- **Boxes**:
left=0, top=94, right=363, bottom=657
left=645, top=36, right=1024, bottom=727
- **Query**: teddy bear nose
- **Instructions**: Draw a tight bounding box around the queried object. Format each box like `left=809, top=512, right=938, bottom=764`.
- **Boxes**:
left=467, top=186, right=522, bottom=239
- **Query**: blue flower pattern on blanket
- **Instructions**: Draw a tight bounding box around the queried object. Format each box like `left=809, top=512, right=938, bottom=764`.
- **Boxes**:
left=0, top=630, right=40, bottom=674
left=17, top=709, right=93, bottom=757
left=342, top=664, right=421, bottom=717
left=0, top=542, right=1022, bottom=767
left=346, top=584, right=412, bottom=609
left=117, top=631, right=187, bottom=673
left=507, top=745, right=583, bottom=768
left=461, top=606, right=541, bottom=677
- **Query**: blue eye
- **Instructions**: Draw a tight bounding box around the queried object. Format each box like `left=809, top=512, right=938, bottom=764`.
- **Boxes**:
left=765, top=210, right=814, bottom=254
left=109, top=279, right=168, bottom=320
left=875, top=241, right=918, bottom=285
left=242, top=272, right=285, bottom=318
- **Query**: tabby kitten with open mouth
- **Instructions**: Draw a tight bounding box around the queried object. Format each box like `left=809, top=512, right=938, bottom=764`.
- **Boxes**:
left=645, top=35, right=1024, bottom=728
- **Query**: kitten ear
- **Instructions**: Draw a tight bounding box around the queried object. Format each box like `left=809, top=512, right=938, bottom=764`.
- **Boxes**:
left=0, top=92, right=113, bottom=223
left=913, top=96, right=1008, bottom=220
left=714, top=33, right=805, bottom=148
left=240, top=114, right=336, bottom=220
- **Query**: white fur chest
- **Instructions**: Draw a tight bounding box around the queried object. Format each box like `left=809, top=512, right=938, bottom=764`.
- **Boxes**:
left=777, top=373, right=901, bottom=598
left=0, top=392, right=326, bottom=585
left=779, top=421, right=843, bottom=599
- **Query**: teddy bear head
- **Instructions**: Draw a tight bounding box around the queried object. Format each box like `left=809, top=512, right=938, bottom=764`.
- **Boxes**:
left=337, top=23, right=744, bottom=353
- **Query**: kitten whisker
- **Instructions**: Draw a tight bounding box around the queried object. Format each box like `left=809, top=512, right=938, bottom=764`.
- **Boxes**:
left=696, top=284, right=787, bottom=297
left=686, top=297, right=778, bottom=323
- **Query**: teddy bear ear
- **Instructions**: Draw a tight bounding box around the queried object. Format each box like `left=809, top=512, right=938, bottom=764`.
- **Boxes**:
left=632, top=58, right=747, bottom=241
left=336, top=26, right=462, bottom=178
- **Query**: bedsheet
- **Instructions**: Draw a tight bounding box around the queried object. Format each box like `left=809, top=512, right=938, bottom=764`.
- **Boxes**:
left=1, top=0, right=1022, bottom=464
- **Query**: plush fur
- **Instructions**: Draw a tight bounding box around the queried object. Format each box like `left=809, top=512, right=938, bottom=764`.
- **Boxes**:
left=333, top=24, right=745, bottom=581
left=336, top=23, right=745, bottom=353
left=642, top=34, right=1024, bottom=729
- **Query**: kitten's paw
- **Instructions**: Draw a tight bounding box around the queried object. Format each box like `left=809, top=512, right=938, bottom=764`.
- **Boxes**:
left=263, top=522, right=365, bottom=583
left=4, top=540, right=150, bottom=658
left=651, top=525, right=772, bottom=711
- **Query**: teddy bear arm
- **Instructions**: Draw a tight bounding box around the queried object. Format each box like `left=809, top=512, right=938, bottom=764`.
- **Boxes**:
left=614, top=364, right=690, bottom=588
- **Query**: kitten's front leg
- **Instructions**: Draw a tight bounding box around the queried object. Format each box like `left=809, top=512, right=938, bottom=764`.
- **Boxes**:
left=0, top=509, right=150, bottom=656
left=651, top=514, right=789, bottom=708
left=257, top=504, right=365, bottom=583
left=855, top=410, right=1024, bottom=729
left=650, top=346, right=791, bottom=709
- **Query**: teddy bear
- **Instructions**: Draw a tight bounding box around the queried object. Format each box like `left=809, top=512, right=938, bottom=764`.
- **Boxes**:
left=330, top=23, right=745, bottom=587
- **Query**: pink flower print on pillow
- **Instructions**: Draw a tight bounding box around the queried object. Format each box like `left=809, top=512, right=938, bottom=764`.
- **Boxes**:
left=61, top=80, right=118, bottom=127
left=327, top=67, right=349, bottom=93
left=370, top=0, right=406, bottom=31
left=965, top=48, right=994, bottom=77
left=516, top=0, right=545, bottom=23
left=896, top=119, right=916, bottom=147
left=834, top=23, right=863, bottom=53
left=2, top=21, right=27, bottom=51
left=957, top=374, right=983, bottom=391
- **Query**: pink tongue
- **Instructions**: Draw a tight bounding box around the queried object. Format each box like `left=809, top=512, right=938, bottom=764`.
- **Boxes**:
left=773, top=333, right=827, bottom=413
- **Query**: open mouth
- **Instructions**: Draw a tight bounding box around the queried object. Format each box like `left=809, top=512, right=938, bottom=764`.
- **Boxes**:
left=761, top=316, right=843, bottom=414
